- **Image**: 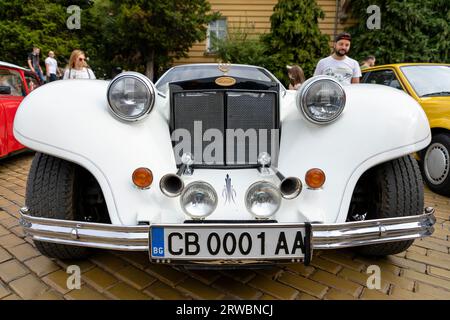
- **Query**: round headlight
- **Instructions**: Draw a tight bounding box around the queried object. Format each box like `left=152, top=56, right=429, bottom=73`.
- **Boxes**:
left=107, top=72, right=155, bottom=121
left=180, top=182, right=218, bottom=219
left=245, top=181, right=281, bottom=219
left=297, top=76, right=346, bottom=124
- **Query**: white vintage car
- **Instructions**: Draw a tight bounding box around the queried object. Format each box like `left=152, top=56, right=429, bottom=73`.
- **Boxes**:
left=14, top=64, right=435, bottom=266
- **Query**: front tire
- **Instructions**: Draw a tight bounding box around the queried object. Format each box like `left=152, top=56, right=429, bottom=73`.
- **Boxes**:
left=349, top=155, right=424, bottom=256
left=421, top=133, right=450, bottom=197
left=26, top=153, right=90, bottom=259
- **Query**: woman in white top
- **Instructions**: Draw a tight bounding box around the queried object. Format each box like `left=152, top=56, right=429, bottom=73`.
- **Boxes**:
left=63, top=50, right=96, bottom=80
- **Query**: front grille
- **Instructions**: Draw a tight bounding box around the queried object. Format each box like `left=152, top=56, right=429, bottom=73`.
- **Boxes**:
left=171, top=90, right=279, bottom=167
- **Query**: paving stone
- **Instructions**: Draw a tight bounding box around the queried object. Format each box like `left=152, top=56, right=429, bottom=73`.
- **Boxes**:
left=0, top=260, right=29, bottom=283
left=212, top=276, right=263, bottom=300
left=296, top=293, right=320, bottom=300
left=379, top=270, right=415, bottom=291
left=145, top=264, right=187, bottom=287
left=0, top=233, right=25, bottom=248
left=42, top=270, right=73, bottom=295
left=406, top=252, right=450, bottom=270
left=428, top=266, right=450, bottom=280
left=2, top=294, right=21, bottom=300
left=427, top=250, right=450, bottom=263
left=144, top=281, right=190, bottom=300
left=406, top=245, right=427, bottom=256
left=33, top=290, right=64, bottom=300
left=90, top=252, right=130, bottom=273
left=187, top=270, right=222, bottom=285
left=7, top=243, right=40, bottom=262
left=285, top=263, right=315, bottom=277
left=9, top=274, right=48, bottom=299
left=310, top=257, right=342, bottom=274
left=255, top=267, right=284, bottom=280
left=82, top=267, right=118, bottom=293
left=0, top=282, right=10, bottom=299
left=105, top=282, right=151, bottom=300
left=115, top=265, right=156, bottom=290
left=278, top=272, right=328, bottom=299
left=360, top=288, right=390, bottom=300
left=248, top=275, right=298, bottom=300
left=259, top=294, right=277, bottom=300
left=414, top=239, right=448, bottom=253
left=0, top=225, right=9, bottom=237
left=25, top=255, right=60, bottom=277
left=401, top=269, right=450, bottom=290
left=65, top=286, right=108, bottom=300
left=320, top=252, right=365, bottom=271
left=386, top=256, right=427, bottom=273
left=414, top=282, right=450, bottom=300
left=324, top=288, right=356, bottom=300
left=310, top=270, right=362, bottom=298
left=353, top=257, right=401, bottom=275
left=221, top=269, right=256, bottom=283
left=56, top=260, right=95, bottom=273
left=177, top=277, right=226, bottom=300
left=0, top=247, right=12, bottom=264
left=116, top=252, right=151, bottom=269
left=389, top=286, right=434, bottom=300
left=338, top=268, right=390, bottom=293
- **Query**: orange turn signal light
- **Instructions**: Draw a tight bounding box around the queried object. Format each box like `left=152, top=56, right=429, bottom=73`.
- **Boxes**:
left=305, top=168, right=326, bottom=189
left=132, top=168, right=153, bottom=189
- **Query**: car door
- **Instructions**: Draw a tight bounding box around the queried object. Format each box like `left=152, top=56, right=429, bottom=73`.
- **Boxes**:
left=0, top=67, right=27, bottom=156
left=362, top=68, right=406, bottom=92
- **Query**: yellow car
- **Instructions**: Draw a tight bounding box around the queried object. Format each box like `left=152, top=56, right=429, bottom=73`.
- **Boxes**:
left=362, top=63, right=450, bottom=196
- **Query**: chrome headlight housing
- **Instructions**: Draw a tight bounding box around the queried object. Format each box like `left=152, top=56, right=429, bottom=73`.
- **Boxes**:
left=245, top=181, right=282, bottom=219
left=297, top=76, right=346, bottom=124
left=180, top=182, right=218, bottom=219
left=107, top=72, right=156, bottom=122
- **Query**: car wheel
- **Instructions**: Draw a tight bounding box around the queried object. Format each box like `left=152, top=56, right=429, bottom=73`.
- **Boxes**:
left=26, top=152, right=90, bottom=259
left=421, top=134, right=450, bottom=197
left=348, top=155, right=423, bottom=256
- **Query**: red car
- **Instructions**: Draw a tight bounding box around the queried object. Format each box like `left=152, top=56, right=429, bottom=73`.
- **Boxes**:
left=0, top=61, right=41, bottom=158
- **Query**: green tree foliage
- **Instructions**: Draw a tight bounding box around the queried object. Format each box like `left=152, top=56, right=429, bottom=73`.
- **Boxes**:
left=211, top=23, right=272, bottom=68
left=347, top=0, right=450, bottom=64
left=97, top=0, right=220, bottom=80
left=263, top=0, right=331, bottom=84
left=0, top=0, right=85, bottom=69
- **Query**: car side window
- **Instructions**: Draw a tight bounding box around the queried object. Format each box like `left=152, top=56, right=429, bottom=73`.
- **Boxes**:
left=24, top=74, right=41, bottom=93
left=0, top=68, right=25, bottom=96
left=364, top=69, right=404, bottom=91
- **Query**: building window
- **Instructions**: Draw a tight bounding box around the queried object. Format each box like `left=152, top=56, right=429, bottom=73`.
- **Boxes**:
left=207, top=19, right=227, bottom=53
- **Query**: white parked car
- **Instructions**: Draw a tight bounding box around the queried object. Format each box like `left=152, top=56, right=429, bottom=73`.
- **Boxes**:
left=14, top=64, right=435, bottom=266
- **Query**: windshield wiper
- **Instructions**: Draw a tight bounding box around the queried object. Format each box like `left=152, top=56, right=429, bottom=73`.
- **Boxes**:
left=421, top=91, right=450, bottom=97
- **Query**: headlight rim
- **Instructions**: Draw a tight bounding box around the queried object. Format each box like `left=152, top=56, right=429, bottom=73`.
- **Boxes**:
left=107, top=71, right=156, bottom=122
left=180, top=181, right=218, bottom=219
left=245, top=181, right=282, bottom=219
left=297, top=75, right=346, bottom=125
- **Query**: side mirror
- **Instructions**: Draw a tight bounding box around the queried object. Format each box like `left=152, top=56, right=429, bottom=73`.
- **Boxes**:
left=0, top=86, right=12, bottom=95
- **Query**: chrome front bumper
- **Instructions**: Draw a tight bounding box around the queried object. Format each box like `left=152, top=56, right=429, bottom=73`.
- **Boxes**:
left=19, top=207, right=436, bottom=256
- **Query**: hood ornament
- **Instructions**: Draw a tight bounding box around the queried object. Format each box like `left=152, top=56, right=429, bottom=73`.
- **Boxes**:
left=218, top=62, right=230, bottom=74
left=222, top=174, right=237, bottom=204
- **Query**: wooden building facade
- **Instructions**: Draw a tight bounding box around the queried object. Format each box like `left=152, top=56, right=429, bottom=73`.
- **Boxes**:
left=174, top=0, right=355, bottom=65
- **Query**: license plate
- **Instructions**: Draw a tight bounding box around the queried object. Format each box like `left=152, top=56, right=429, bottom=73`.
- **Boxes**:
left=150, top=225, right=309, bottom=260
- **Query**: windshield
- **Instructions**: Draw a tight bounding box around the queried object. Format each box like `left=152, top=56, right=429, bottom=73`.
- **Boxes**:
left=155, top=64, right=279, bottom=94
left=401, top=65, right=450, bottom=97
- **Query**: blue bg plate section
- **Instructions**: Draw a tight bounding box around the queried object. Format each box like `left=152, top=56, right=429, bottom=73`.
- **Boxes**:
left=151, top=227, right=165, bottom=257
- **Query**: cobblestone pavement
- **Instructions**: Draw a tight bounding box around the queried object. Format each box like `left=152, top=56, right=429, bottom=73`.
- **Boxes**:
left=0, top=153, right=449, bottom=300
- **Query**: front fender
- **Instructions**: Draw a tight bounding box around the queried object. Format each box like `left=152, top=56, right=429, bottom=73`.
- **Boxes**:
left=278, top=84, right=430, bottom=223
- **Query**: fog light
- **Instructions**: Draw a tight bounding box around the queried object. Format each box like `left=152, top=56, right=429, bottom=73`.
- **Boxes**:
left=180, top=182, right=218, bottom=219
left=245, top=181, right=281, bottom=219
left=305, top=168, right=326, bottom=189
left=132, top=168, right=153, bottom=189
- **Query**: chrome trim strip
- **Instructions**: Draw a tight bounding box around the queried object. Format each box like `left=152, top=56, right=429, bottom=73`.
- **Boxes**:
left=19, top=207, right=435, bottom=255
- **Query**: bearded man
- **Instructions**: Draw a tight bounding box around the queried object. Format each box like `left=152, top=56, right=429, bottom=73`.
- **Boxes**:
left=314, top=32, right=362, bottom=85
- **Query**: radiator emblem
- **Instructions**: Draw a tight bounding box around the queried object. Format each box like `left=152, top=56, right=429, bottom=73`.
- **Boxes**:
left=222, top=174, right=237, bottom=204
left=215, top=76, right=236, bottom=87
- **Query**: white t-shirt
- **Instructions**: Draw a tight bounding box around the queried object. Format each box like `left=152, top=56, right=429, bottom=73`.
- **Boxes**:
left=314, top=56, right=362, bottom=85
left=63, top=68, right=96, bottom=80
left=45, top=57, right=58, bottom=74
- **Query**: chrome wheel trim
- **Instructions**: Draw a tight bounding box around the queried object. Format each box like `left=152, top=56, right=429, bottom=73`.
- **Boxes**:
left=424, top=142, right=449, bottom=185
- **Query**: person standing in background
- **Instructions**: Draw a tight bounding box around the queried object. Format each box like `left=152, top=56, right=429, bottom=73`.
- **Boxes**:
left=360, top=55, right=376, bottom=70
left=287, top=65, right=306, bottom=90
left=27, top=46, right=45, bottom=83
left=63, top=50, right=96, bottom=80
left=45, top=51, right=61, bottom=82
